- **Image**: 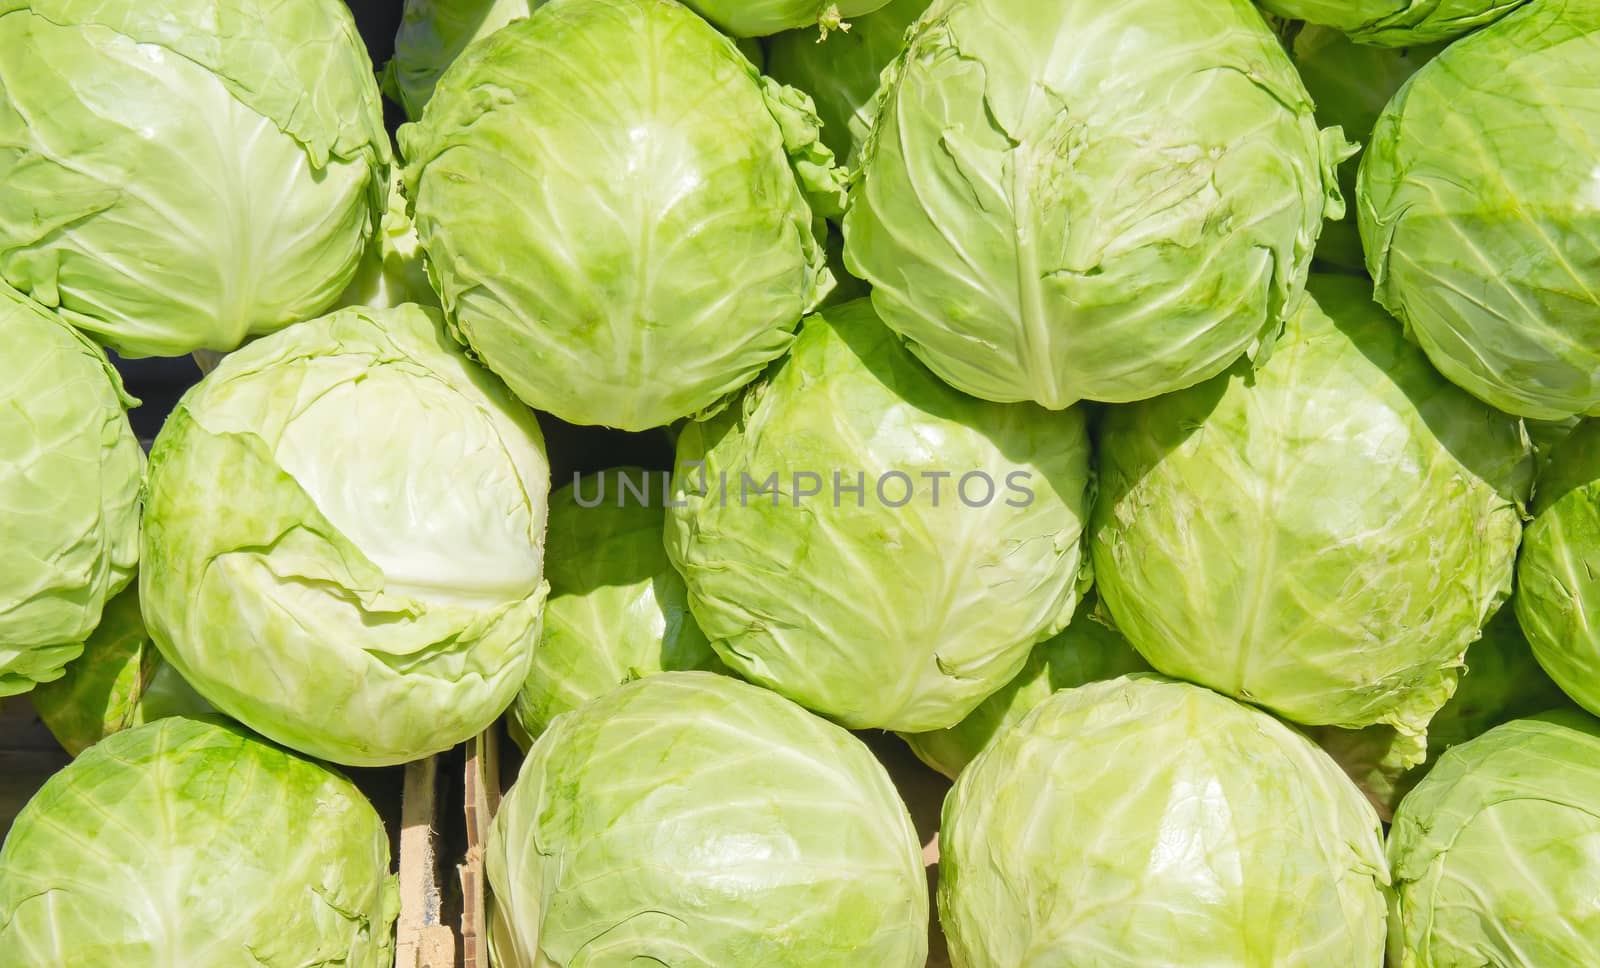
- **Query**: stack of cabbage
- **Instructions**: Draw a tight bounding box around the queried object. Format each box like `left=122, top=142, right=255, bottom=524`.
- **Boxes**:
left=3, top=0, right=1600, bottom=964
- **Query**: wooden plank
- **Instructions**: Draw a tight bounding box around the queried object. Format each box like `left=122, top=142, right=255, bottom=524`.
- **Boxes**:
left=395, top=756, right=457, bottom=968
left=458, top=728, right=500, bottom=968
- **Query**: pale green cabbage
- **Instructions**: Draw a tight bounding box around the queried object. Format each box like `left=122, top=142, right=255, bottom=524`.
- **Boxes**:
left=487, top=672, right=928, bottom=967
left=940, top=676, right=1390, bottom=967
left=844, top=0, right=1351, bottom=409
left=0, top=284, right=142, bottom=698
left=400, top=0, right=845, bottom=431
left=1358, top=0, right=1600, bottom=420
left=1093, top=275, right=1532, bottom=747
left=141, top=304, right=550, bottom=766
left=665, top=298, right=1092, bottom=732
left=30, top=583, right=211, bottom=757
left=509, top=468, right=722, bottom=748
left=1388, top=711, right=1600, bottom=966
left=0, top=717, right=398, bottom=966
left=0, top=0, right=390, bottom=357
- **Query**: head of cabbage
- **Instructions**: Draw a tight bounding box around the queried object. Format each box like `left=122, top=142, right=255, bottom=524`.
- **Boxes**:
left=141, top=303, right=550, bottom=766
left=1, top=283, right=142, bottom=698
left=1358, top=0, right=1600, bottom=420
left=0, top=0, right=390, bottom=357
left=1093, top=274, right=1532, bottom=749
left=488, top=672, right=928, bottom=967
left=1388, top=711, right=1600, bottom=966
left=665, top=298, right=1093, bottom=732
left=400, top=0, right=847, bottom=431
left=0, top=716, right=398, bottom=966
left=939, top=675, right=1389, bottom=967
left=844, top=0, right=1351, bottom=409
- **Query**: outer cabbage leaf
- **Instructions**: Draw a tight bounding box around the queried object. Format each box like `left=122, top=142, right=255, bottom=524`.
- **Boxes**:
left=400, top=0, right=839, bottom=431
left=141, top=304, right=550, bottom=766
left=487, top=673, right=928, bottom=967
left=1260, top=0, right=1529, bottom=46
left=1388, top=711, right=1600, bottom=966
left=0, top=717, right=398, bottom=966
left=1093, top=274, right=1532, bottom=738
left=509, top=468, right=722, bottom=748
left=1516, top=420, right=1600, bottom=716
left=665, top=298, right=1092, bottom=732
left=382, top=0, right=543, bottom=121
left=1290, top=25, right=1442, bottom=273
left=764, top=0, right=930, bottom=164
left=0, top=284, right=142, bottom=697
left=939, top=676, right=1389, bottom=967
left=1358, top=0, right=1600, bottom=420
left=899, top=595, right=1148, bottom=780
left=30, top=583, right=211, bottom=757
left=844, top=0, right=1351, bottom=409
left=1316, top=605, right=1572, bottom=818
left=681, top=0, right=892, bottom=38
left=0, top=0, right=389, bottom=357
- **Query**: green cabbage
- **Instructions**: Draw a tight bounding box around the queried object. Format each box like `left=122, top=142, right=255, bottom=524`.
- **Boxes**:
left=764, top=0, right=930, bottom=164
left=400, top=0, right=844, bottom=431
left=682, top=0, right=892, bottom=37
left=1358, top=0, right=1600, bottom=420
left=29, top=583, right=211, bottom=757
left=0, top=717, right=398, bottom=966
left=665, top=298, right=1092, bottom=732
left=1093, top=274, right=1532, bottom=744
left=1289, top=25, right=1442, bottom=273
left=1388, top=711, right=1600, bottom=965
left=1260, top=0, right=1528, bottom=46
left=1515, top=419, right=1600, bottom=716
left=0, top=0, right=389, bottom=357
left=0, top=284, right=142, bottom=697
left=487, top=672, right=928, bottom=967
left=509, top=468, right=722, bottom=748
left=940, top=676, right=1389, bottom=967
left=382, top=0, right=543, bottom=121
left=844, top=0, right=1350, bottom=409
left=141, top=304, right=550, bottom=766
left=899, top=595, right=1149, bottom=780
